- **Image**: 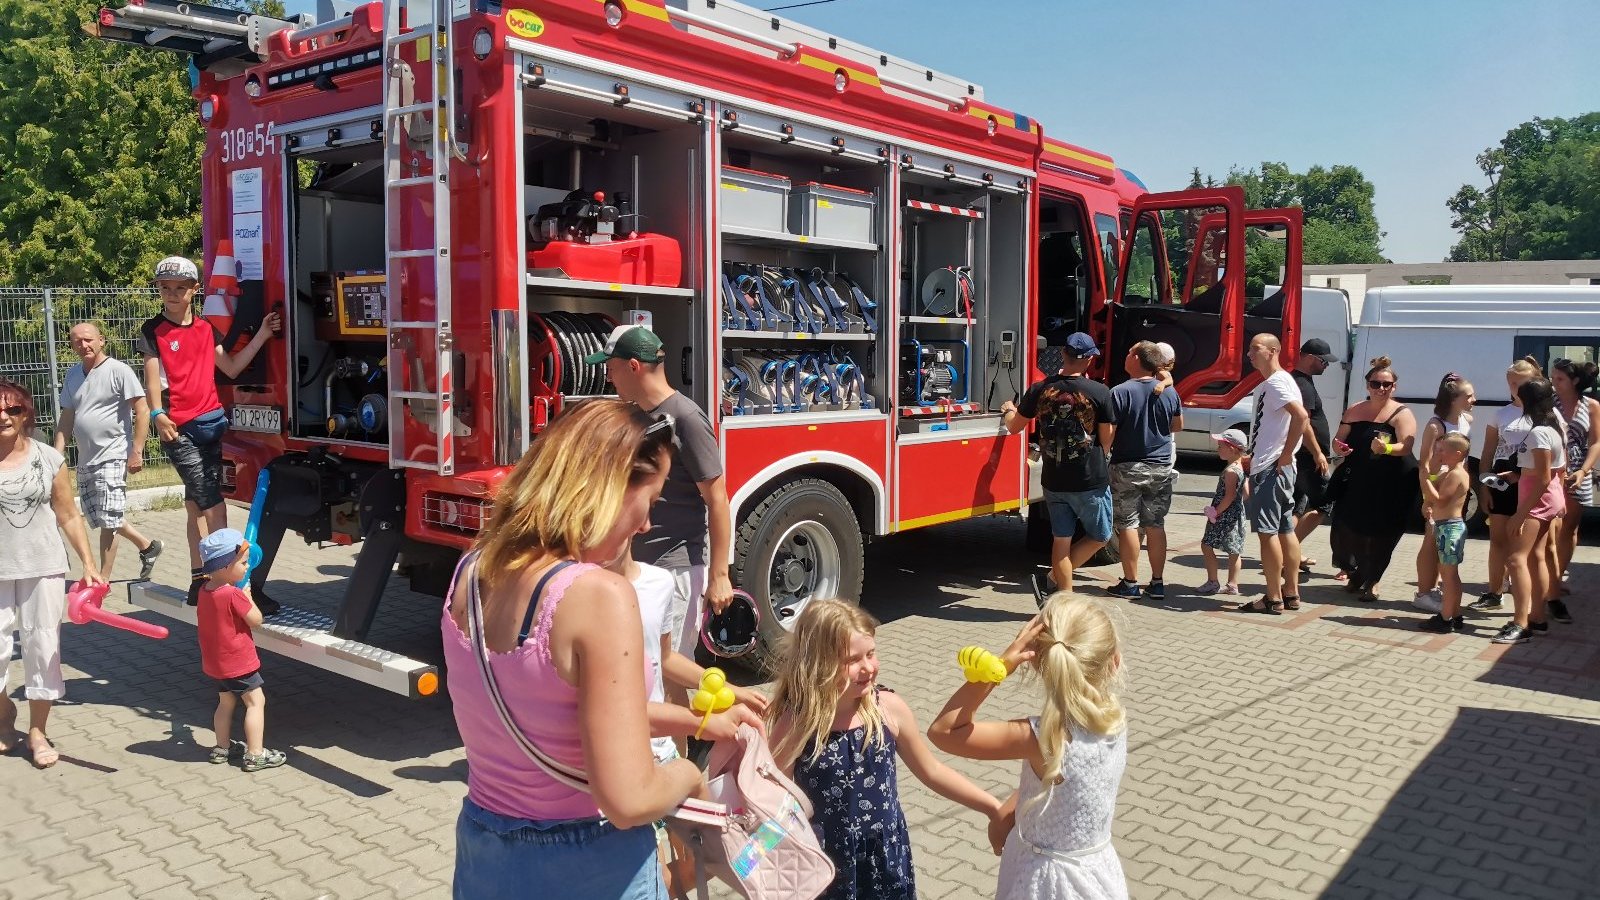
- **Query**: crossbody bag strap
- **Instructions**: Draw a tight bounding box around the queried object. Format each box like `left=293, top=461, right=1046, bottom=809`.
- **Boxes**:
left=465, top=553, right=730, bottom=826
left=464, top=553, right=591, bottom=790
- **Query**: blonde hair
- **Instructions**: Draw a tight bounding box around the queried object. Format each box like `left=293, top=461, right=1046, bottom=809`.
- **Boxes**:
left=1032, top=594, right=1126, bottom=786
left=1439, top=432, right=1471, bottom=455
left=1508, top=355, right=1543, bottom=379
left=766, top=600, right=887, bottom=765
left=475, top=399, right=671, bottom=592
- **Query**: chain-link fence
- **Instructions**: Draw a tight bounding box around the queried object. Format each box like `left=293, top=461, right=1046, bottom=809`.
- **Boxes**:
left=0, top=286, right=175, bottom=488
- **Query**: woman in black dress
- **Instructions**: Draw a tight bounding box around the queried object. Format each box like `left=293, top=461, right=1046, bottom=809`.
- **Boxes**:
left=1329, top=357, right=1418, bottom=603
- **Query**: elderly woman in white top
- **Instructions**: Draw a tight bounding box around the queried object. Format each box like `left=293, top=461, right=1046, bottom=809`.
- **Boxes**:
left=0, top=380, right=104, bottom=768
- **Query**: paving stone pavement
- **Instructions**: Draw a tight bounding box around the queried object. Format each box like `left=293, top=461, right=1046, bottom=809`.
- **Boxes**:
left=3, top=467, right=1597, bottom=899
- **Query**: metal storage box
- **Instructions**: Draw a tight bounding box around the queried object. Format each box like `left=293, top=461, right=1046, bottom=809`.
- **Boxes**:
left=719, top=166, right=791, bottom=234
left=789, top=182, right=876, bottom=244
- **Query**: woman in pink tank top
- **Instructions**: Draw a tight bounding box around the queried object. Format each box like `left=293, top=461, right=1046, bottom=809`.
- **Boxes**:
left=443, top=400, right=702, bottom=899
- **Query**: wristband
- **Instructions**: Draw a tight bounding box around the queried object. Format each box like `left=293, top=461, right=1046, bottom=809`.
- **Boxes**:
left=957, top=646, right=1007, bottom=684
left=149, top=407, right=167, bottom=423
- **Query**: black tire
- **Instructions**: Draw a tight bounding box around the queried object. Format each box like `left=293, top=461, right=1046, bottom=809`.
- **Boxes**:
left=732, top=478, right=865, bottom=670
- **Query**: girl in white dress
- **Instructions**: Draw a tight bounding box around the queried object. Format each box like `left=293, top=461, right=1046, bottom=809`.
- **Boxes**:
left=929, top=594, right=1129, bottom=900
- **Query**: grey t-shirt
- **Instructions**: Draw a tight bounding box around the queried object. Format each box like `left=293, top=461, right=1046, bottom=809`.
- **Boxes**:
left=0, top=439, right=70, bottom=580
left=60, top=357, right=145, bottom=468
left=633, top=392, right=722, bottom=570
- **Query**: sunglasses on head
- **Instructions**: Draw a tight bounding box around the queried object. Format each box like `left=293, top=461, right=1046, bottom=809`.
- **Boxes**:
left=644, top=414, right=675, bottom=440
left=1368, top=379, right=1395, bottom=390
left=1, top=405, right=25, bottom=417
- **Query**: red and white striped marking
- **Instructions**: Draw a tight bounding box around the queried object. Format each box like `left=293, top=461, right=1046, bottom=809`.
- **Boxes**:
left=904, top=200, right=984, bottom=219
left=900, top=402, right=982, bottom=417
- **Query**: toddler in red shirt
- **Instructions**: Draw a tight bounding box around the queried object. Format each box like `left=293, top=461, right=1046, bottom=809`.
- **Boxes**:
left=196, top=528, right=285, bottom=772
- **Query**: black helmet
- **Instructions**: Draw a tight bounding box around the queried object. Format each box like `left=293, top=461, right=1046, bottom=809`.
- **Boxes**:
left=701, top=590, right=761, bottom=658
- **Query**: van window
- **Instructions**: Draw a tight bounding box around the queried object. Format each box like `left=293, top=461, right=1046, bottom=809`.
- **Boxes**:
left=1094, top=213, right=1120, bottom=297
left=1513, top=337, right=1600, bottom=397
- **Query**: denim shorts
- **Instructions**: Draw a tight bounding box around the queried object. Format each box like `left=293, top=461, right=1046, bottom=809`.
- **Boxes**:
left=163, top=408, right=228, bottom=511
left=454, top=797, right=664, bottom=900
left=1042, top=487, right=1113, bottom=542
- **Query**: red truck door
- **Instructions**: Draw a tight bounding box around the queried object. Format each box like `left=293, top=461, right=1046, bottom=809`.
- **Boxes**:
left=1102, top=187, right=1248, bottom=406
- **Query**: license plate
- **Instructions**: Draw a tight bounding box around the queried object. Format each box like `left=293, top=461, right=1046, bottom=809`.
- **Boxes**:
left=231, top=405, right=281, bottom=434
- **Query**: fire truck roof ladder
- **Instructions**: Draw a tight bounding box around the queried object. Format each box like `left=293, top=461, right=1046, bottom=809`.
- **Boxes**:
left=382, top=0, right=465, bottom=476
left=85, top=0, right=312, bottom=75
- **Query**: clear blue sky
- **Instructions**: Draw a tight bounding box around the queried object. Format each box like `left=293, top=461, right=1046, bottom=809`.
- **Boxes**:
left=286, top=0, right=1599, bottom=262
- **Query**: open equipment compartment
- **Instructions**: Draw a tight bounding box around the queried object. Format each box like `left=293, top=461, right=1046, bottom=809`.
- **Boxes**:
left=518, top=62, right=706, bottom=433
left=285, top=134, right=392, bottom=445
left=716, top=118, right=887, bottom=419
left=898, top=164, right=1026, bottom=433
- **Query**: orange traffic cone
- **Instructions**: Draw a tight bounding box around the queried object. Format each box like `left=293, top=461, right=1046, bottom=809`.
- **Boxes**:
left=203, top=240, right=240, bottom=318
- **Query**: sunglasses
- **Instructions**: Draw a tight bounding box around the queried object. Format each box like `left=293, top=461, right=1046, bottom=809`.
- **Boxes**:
left=644, top=414, right=675, bottom=440
left=1367, top=380, right=1396, bottom=390
left=1, top=405, right=25, bottom=417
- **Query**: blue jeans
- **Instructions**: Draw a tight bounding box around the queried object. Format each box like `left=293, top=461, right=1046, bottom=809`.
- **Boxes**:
left=1042, top=487, right=1113, bottom=542
left=454, top=797, right=664, bottom=900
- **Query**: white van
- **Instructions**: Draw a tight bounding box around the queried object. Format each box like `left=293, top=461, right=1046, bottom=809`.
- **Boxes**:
left=1351, top=284, right=1600, bottom=461
left=1176, top=286, right=1353, bottom=453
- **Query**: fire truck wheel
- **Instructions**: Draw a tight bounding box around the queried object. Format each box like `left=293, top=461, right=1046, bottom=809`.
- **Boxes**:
left=733, top=478, right=865, bottom=666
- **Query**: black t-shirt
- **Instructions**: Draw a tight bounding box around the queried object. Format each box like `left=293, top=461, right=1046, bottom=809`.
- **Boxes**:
left=1019, top=374, right=1115, bottom=492
left=1291, top=369, right=1329, bottom=456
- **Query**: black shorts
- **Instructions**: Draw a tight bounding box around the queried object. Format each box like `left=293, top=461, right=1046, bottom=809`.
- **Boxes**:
left=1293, top=454, right=1331, bottom=516
left=163, top=409, right=229, bottom=511
left=214, top=670, right=264, bottom=695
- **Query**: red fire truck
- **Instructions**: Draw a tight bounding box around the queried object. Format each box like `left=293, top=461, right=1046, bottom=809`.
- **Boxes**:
left=89, top=0, right=1301, bottom=696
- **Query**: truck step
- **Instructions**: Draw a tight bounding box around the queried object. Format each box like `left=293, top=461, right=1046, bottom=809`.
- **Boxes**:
left=128, top=582, right=440, bottom=699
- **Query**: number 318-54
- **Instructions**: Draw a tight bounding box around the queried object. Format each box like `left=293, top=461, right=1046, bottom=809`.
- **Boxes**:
left=218, top=123, right=280, bottom=163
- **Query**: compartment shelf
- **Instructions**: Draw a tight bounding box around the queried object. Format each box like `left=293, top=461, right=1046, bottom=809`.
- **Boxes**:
left=526, top=275, right=694, bottom=298
left=722, top=408, right=884, bottom=429
left=899, top=401, right=984, bottom=417
left=723, top=329, right=876, bottom=342
left=902, top=316, right=974, bottom=326
left=721, top=224, right=878, bottom=253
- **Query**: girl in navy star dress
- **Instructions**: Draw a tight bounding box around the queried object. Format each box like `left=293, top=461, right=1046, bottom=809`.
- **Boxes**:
left=767, top=600, right=1004, bottom=900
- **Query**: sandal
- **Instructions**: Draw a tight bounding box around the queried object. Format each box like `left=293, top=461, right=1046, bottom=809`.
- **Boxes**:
left=1229, top=598, right=1283, bottom=616
left=1282, top=596, right=1301, bottom=611
left=1300, top=558, right=1317, bottom=572
left=1358, top=591, right=1379, bottom=603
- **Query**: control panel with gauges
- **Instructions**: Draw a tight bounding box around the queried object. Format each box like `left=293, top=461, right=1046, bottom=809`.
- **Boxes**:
left=312, top=271, right=388, bottom=341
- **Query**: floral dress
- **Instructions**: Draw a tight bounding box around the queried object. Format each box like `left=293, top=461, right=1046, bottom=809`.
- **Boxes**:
left=1201, top=461, right=1245, bottom=556
left=792, top=691, right=915, bottom=900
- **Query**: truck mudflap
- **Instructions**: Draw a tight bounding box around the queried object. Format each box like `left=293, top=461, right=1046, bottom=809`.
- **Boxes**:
left=128, top=582, right=440, bottom=700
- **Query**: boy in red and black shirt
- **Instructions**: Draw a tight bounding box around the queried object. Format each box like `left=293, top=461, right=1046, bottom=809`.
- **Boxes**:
left=196, top=528, right=285, bottom=772
left=137, top=256, right=280, bottom=606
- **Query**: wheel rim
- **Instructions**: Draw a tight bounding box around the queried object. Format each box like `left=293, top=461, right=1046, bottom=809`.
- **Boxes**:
left=766, top=520, right=840, bottom=631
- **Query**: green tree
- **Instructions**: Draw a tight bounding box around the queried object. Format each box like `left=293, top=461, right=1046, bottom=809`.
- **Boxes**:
left=1447, top=113, right=1600, bottom=261
left=1221, top=161, right=1388, bottom=295
left=0, top=0, right=204, bottom=285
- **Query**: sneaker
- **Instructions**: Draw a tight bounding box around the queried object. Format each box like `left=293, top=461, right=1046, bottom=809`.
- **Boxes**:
left=1418, top=614, right=1466, bottom=634
left=1142, top=579, right=1165, bottom=601
left=1220, top=584, right=1241, bottom=596
left=1490, top=622, right=1531, bottom=645
left=1530, top=620, right=1549, bottom=634
left=1106, top=579, right=1142, bottom=600
left=1029, top=572, right=1054, bottom=609
left=1547, top=598, right=1573, bottom=624
left=1468, top=592, right=1504, bottom=613
left=209, top=741, right=245, bottom=764
left=242, top=749, right=288, bottom=772
left=137, top=540, right=163, bottom=581
left=1412, top=591, right=1444, bottom=614
left=1197, top=580, right=1220, bottom=595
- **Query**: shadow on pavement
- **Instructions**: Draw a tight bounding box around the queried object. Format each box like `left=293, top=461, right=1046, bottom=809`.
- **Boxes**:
left=1322, top=706, right=1598, bottom=898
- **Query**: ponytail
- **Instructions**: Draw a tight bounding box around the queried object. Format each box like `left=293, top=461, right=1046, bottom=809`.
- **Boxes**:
left=1031, top=596, right=1126, bottom=787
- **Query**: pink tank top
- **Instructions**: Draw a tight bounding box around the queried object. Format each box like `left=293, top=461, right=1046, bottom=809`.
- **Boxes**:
left=442, top=560, right=606, bottom=821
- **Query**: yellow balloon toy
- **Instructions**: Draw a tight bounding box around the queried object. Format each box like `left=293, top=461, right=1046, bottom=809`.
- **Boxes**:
left=692, top=667, right=737, bottom=738
left=957, top=646, right=1008, bottom=684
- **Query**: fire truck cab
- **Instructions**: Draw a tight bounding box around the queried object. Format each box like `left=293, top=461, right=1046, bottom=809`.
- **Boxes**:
left=89, top=0, right=1295, bottom=694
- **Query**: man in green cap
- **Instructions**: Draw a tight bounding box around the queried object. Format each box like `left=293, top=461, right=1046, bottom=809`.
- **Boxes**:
left=585, top=325, right=734, bottom=657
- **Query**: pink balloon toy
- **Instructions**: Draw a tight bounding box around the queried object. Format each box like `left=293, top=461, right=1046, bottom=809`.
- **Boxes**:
left=67, top=580, right=169, bottom=640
